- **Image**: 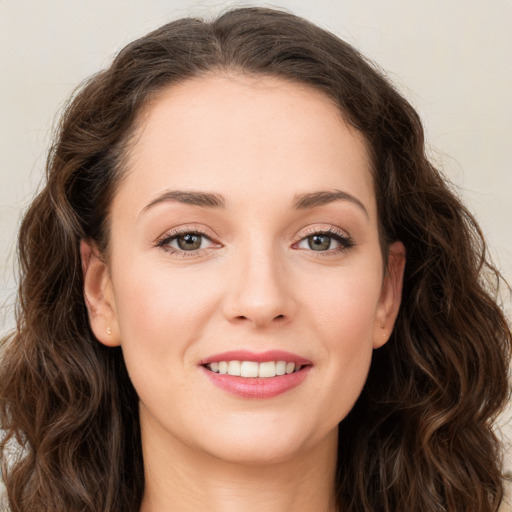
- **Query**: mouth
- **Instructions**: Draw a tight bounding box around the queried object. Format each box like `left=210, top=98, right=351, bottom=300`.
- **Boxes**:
left=199, top=350, right=312, bottom=398
left=203, top=360, right=304, bottom=378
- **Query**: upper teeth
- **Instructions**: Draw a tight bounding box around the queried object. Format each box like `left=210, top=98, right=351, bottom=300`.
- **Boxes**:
left=206, top=361, right=301, bottom=378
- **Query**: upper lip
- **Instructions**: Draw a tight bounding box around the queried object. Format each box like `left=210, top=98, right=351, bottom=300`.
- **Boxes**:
left=199, top=350, right=312, bottom=366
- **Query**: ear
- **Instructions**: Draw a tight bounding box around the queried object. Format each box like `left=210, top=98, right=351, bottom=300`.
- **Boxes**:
left=80, top=240, right=121, bottom=347
left=373, top=241, right=406, bottom=349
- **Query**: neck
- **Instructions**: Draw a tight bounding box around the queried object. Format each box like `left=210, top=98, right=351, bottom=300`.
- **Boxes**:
left=139, top=414, right=338, bottom=512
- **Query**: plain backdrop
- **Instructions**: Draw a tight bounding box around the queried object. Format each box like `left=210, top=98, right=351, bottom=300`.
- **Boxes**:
left=0, top=0, right=510, bottom=472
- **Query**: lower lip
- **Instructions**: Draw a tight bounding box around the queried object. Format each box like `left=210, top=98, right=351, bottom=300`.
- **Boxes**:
left=200, top=366, right=311, bottom=399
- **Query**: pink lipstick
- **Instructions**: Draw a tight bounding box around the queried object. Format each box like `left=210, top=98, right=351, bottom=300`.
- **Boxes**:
left=199, top=350, right=312, bottom=399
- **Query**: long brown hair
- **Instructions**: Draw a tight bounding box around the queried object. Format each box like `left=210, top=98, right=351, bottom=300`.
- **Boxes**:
left=1, top=7, right=510, bottom=512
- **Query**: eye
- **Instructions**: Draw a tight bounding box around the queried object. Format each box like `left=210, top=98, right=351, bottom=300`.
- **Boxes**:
left=173, top=233, right=207, bottom=251
left=302, top=234, right=335, bottom=251
left=295, top=228, right=354, bottom=253
left=156, top=230, right=219, bottom=254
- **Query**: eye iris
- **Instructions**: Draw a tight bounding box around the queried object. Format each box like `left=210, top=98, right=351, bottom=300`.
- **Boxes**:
left=308, top=234, right=331, bottom=251
left=177, top=233, right=202, bottom=250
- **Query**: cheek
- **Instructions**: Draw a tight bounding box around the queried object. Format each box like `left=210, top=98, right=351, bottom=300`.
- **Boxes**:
left=303, top=263, right=381, bottom=344
left=299, top=266, right=382, bottom=410
left=111, top=258, right=221, bottom=367
left=109, top=260, right=225, bottom=422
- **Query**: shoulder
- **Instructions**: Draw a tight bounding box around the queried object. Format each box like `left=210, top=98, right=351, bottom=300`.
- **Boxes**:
left=0, top=480, right=7, bottom=512
left=500, top=477, right=512, bottom=512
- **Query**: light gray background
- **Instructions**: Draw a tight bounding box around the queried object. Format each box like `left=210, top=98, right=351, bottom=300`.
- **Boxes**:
left=0, top=0, right=510, bottom=473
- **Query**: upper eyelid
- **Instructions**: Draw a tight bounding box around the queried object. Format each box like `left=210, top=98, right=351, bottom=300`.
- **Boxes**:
left=296, top=225, right=351, bottom=240
left=155, top=224, right=219, bottom=243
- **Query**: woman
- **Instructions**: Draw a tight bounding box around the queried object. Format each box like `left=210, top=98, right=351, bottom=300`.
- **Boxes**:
left=1, top=7, right=510, bottom=512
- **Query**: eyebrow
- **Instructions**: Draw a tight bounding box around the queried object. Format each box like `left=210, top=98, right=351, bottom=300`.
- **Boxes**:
left=141, top=190, right=226, bottom=214
left=292, top=190, right=369, bottom=218
left=141, top=188, right=368, bottom=218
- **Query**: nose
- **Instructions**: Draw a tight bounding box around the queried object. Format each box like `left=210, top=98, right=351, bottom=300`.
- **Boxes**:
left=222, top=245, right=296, bottom=328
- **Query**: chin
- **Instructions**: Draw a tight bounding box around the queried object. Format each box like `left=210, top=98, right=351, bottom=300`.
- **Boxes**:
left=204, top=438, right=308, bottom=466
left=192, top=417, right=337, bottom=467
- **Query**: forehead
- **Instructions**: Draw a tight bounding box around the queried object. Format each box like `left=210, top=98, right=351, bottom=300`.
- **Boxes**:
left=119, top=73, right=375, bottom=216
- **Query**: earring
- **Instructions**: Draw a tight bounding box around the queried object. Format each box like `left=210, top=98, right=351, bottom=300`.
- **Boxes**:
left=106, top=326, right=112, bottom=335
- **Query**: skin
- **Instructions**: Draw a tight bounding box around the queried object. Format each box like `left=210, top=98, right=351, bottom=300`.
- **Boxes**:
left=82, top=74, right=405, bottom=512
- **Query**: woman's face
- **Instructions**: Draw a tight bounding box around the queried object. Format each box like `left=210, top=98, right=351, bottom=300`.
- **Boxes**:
left=83, top=74, right=404, bottom=465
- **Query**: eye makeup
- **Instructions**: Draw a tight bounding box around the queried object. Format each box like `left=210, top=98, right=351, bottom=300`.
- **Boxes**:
left=154, top=225, right=222, bottom=257
left=154, top=223, right=355, bottom=258
left=292, top=225, right=355, bottom=257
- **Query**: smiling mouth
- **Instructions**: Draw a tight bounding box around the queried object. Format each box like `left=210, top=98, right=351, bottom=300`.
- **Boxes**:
left=203, top=360, right=305, bottom=378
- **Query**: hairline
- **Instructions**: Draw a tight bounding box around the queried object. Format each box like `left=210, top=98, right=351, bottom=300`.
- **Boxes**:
left=100, top=69, right=388, bottom=263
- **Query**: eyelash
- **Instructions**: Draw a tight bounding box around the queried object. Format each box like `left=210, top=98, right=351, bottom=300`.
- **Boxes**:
left=293, top=226, right=354, bottom=256
left=155, top=226, right=354, bottom=257
left=155, top=227, right=219, bottom=257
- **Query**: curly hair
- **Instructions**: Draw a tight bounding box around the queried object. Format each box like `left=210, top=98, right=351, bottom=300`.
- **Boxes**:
left=1, top=7, right=510, bottom=512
